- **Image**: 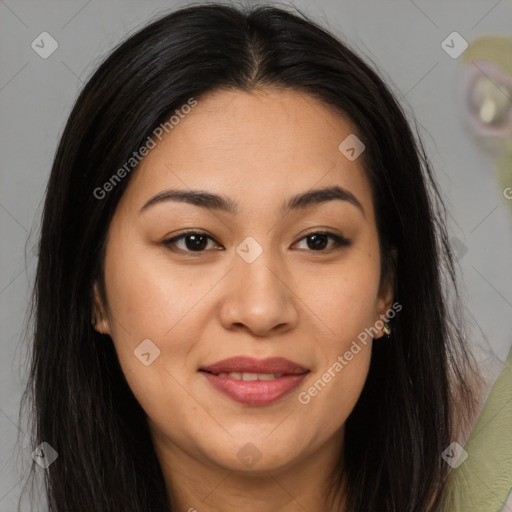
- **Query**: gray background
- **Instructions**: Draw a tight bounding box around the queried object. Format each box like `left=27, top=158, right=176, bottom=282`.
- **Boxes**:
left=1, top=0, right=512, bottom=509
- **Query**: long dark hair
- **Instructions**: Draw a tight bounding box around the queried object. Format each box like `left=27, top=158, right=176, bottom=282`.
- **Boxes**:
left=19, top=2, right=482, bottom=511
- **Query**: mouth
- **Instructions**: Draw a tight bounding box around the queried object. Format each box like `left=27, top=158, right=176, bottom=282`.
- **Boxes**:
left=199, top=356, right=310, bottom=406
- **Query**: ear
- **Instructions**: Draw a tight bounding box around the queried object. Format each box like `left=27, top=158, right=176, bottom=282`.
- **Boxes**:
left=375, top=248, right=397, bottom=336
left=91, top=281, right=111, bottom=335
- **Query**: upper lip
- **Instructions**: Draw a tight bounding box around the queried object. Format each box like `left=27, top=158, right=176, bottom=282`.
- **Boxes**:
left=199, top=356, right=308, bottom=375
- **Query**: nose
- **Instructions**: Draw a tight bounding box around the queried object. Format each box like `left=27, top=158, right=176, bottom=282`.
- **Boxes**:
left=218, top=243, right=299, bottom=337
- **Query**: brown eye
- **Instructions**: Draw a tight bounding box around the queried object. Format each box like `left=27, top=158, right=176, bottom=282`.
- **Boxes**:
left=294, top=232, right=351, bottom=252
left=163, top=232, right=222, bottom=253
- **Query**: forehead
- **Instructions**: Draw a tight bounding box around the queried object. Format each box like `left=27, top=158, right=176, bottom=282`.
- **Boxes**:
left=118, top=87, right=375, bottom=220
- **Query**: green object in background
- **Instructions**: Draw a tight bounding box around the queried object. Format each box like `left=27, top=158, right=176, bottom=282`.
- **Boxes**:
left=458, top=35, right=512, bottom=214
left=443, top=35, right=512, bottom=511
left=440, top=345, right=512, bottom=512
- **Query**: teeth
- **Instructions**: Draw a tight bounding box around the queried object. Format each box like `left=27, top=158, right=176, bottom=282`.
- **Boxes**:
left=215, top=372, right=284, bottom=380
left=257, top=373, right=275, bottom=380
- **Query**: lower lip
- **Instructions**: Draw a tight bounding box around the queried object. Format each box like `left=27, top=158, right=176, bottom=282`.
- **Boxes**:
left=200, top=371, right=308, bottom=406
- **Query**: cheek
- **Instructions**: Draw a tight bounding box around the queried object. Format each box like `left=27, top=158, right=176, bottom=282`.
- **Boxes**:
left=305, top=248, right=381, bottom=340
left=294, top=251, right=379, bottom=429
left=103, top=233, right=214, bottom=341
left=100, top=238, right=211, bottom=403
left=297, top=333, right=373, bottom=437
left=101, top=250, right=206, bottom=440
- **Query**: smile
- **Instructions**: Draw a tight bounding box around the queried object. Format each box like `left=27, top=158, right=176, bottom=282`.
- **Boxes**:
left=199, top=356, right=309, bottom=406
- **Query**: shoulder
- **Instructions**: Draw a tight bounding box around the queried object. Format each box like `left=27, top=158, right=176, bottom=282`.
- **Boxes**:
left=440, top=346, right=512, bottom=512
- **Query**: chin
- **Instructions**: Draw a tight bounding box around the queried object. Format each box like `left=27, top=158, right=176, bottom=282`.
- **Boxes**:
left=200, top=435, right=305, bottom=474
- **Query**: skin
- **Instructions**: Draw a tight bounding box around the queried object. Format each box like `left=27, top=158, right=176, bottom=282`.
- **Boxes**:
left=93, top=87, right=395, bottom=512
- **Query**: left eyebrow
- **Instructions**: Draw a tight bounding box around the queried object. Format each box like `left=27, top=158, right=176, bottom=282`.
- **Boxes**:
left=282, top=185, right=365, bottom=218
left=139, top=185, right=365, bottom=218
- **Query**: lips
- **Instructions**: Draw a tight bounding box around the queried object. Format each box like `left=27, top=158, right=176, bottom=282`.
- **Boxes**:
left=200, top=356, right=308, bottom=375
left=199, top=356, right=309, bottom=406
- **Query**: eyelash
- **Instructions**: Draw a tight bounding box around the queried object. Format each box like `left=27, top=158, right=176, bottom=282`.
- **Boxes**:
left=162, top=230, right=351, bottom=254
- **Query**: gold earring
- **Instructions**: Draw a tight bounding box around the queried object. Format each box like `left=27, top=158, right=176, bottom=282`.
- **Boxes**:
left=382, top=322, right=391, bottom=336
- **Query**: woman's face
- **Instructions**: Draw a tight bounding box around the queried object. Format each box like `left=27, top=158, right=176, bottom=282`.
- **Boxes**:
left=94, top=88, right=393, bottom=478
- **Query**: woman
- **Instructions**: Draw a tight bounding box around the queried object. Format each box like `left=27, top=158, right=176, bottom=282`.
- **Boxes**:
left=20, top=3, right=484, bottom=511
